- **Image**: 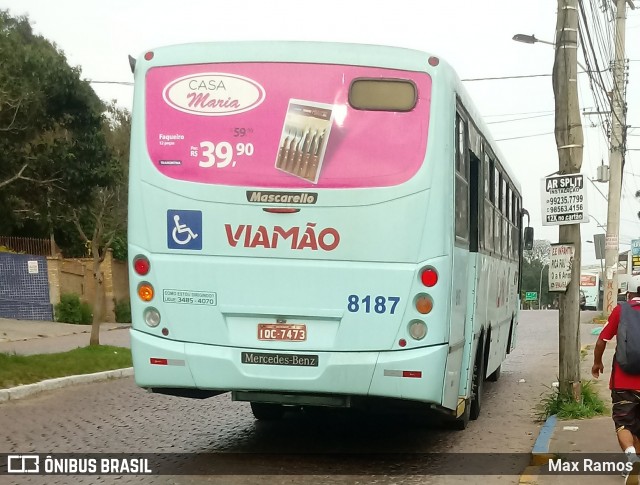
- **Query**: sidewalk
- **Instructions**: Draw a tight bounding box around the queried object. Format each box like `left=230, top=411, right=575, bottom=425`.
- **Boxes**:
left=524, top=315, right=628, bottom=484
left=0, top=317, right=131, bottom=355
left=0, top=317, right=133, bottom=402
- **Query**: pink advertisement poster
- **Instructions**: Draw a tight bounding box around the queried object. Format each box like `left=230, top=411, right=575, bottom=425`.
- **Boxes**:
left=145, top=63, right=431, bottom=189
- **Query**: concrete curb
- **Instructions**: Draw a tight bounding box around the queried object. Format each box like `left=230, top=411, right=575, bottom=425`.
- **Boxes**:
left=0, top=367, right=134, bottom=403
left=519, top=414, right=557, bottom=484
left=531, top=414, right=557, bottom=464
left=519, top=343, right=595, bottom=483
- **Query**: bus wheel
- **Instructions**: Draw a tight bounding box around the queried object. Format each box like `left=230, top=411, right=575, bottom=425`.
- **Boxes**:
left=250, top=402, right=285, bottom=420
left=488, top=364, right=501, bottom=382
left=470, top=342, right=485, bottom=421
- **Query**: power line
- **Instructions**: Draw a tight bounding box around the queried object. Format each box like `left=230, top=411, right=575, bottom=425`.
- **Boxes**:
left=461, top=70, right=605, bottom=82
left=484, top=109, right=555, bottom=118
left=462, top=73, right=551, bottom=81
left=495, top=132, right=554, bottom=141
left=577, top=0, right=615, bottom=144
left=486, top=113, right=555, bottom=124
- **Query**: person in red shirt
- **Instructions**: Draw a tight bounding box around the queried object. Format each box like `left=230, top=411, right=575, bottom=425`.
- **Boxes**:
left=593, top=282, right=640, bottom=485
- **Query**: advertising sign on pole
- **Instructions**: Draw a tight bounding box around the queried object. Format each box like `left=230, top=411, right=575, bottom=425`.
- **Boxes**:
left=541, top=174, right=589, bottom=226
left=632, top=239, right=640, bottom=275
left=549, top=243, right=575, bottom=292
left=605, top=234, right=619, bottom=250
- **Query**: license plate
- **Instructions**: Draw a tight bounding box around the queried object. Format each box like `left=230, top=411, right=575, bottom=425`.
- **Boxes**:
left=257, top=323, right=307, bottom=341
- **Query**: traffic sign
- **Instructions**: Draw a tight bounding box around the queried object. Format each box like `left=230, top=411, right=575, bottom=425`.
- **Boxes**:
left=525, top=291, right=538, bottom=301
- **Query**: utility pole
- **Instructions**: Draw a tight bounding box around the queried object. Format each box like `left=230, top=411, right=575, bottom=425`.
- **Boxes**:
left=603, top=0, right=628, bottom=317
left=553, top=0, right=584, bottom=400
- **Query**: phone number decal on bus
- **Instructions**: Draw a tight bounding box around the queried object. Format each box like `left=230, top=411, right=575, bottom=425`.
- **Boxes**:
left=163, top=289, right=217, bottom=305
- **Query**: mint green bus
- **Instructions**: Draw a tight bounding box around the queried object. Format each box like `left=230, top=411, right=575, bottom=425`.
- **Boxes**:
left=128, top=41, right=532, bottom=429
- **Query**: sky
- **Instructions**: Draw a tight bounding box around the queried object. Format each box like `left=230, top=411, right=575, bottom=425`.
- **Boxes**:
left=3, top=0, right=640, bottom=266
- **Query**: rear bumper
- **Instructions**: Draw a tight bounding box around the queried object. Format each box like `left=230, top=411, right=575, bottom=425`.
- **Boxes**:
left=131, top=329, right=448, bottom=406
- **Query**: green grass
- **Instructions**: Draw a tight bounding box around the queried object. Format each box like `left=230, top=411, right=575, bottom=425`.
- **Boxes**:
left=537, top=380, right=607, bottom=421
left=0, top=346, right=132, bottom=389
left=580, top=346, right=591, bottom=361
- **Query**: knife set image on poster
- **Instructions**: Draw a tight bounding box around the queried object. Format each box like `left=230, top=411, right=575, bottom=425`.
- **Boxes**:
left=275, top=100, right=334, bottom=184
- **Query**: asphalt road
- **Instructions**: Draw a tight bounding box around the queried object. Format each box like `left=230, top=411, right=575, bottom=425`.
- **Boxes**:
left=0, top=310, right=605, bottom=485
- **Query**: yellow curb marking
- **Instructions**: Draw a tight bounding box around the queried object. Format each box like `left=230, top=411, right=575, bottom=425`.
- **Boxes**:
left=519, top=465, right=542, bottom=484
left=530, top=453, right=555, bottom=467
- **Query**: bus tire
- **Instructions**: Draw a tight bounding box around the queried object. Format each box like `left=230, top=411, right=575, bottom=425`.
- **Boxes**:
left=488, top=364, right=501, bottom=382
left=250, top=402, right=285, bottom=420
left=506, top=319, right=514, bottom=354
left=470, top=339, right=485, bottom=421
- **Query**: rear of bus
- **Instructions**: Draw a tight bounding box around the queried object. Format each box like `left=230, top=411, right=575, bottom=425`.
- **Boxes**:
left=128, top=42, right=462, bottom=415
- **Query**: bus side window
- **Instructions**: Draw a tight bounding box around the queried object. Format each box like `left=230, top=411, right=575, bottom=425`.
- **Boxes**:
left=500, top=175, right=507, bottom=257
left=455, top=113, right=469, bottom=244
left=493, top=166, right=501, bottom=255
left=484, top=152, right=494, bottom=252
left=505, top=185, right=511, bottom=259
left=467, top=123, right=482, bottom=253
left=511, top=189, right=518, bottom=260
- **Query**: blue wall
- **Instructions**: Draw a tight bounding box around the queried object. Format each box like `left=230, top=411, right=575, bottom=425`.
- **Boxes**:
left=0, top=253, right=53, bottom=320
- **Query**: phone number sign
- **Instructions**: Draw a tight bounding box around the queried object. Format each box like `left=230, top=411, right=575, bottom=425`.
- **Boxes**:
left=541, top=174, right=589, bottom=226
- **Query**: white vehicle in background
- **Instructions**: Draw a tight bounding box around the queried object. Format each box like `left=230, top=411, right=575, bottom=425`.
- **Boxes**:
left=579, top=274, right=599, bottom=311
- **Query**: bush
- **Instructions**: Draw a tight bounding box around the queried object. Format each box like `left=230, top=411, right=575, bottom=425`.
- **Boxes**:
left=114, top=299, right=131, bottom=323
left=55, top=293, right=93, bottom=325
left=110, top=233, right=128, bottom=261
left=80, top=301, right=93, bottom=324
left=537, top=380, right=607, bottom=421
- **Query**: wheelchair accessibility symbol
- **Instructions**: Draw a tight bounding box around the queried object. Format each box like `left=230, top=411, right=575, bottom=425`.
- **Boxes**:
left=167, top=210, right=202, bottom=250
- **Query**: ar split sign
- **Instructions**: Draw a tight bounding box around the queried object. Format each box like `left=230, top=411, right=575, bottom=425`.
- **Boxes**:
left=540, top=174, right=589, bottom=226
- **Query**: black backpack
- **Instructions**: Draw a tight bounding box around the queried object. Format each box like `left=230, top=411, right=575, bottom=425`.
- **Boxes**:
left=616, top=301, right=640, bottom=374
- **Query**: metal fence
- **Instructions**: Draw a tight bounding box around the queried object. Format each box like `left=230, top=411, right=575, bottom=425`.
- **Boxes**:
left=0, top=236, right=51, bottom=256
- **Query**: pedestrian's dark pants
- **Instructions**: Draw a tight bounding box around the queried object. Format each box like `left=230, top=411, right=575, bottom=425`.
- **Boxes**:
left=612, top=390, right=640, bottom=436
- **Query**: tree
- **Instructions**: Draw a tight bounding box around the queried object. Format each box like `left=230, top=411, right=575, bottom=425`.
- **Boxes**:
left=523, top=240, right=553, bottom=309
left=524, top=240, right=551, bottom=265
left=0, top=11, right=132, bottom=344
left=71, top=102, right=130, bottom=346
left=72, top=188, right=126, bottom=345
left=0, top=10, right=111, bottom=254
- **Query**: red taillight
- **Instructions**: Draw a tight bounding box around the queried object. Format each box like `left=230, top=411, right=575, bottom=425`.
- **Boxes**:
left=150, top=358, right=167, bottom=365
left=421, top=268, right=438, bottom=287
left=134, top=255, right=150, bottom=275
left=428, top=56, right=440, bottom=67
left=402, top=371, right=422, bottom=378
left=144, top=51, right=154, bottom=61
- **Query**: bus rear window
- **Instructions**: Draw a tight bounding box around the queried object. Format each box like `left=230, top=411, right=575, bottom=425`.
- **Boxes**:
left=349, top=78, right=417, bottom=111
